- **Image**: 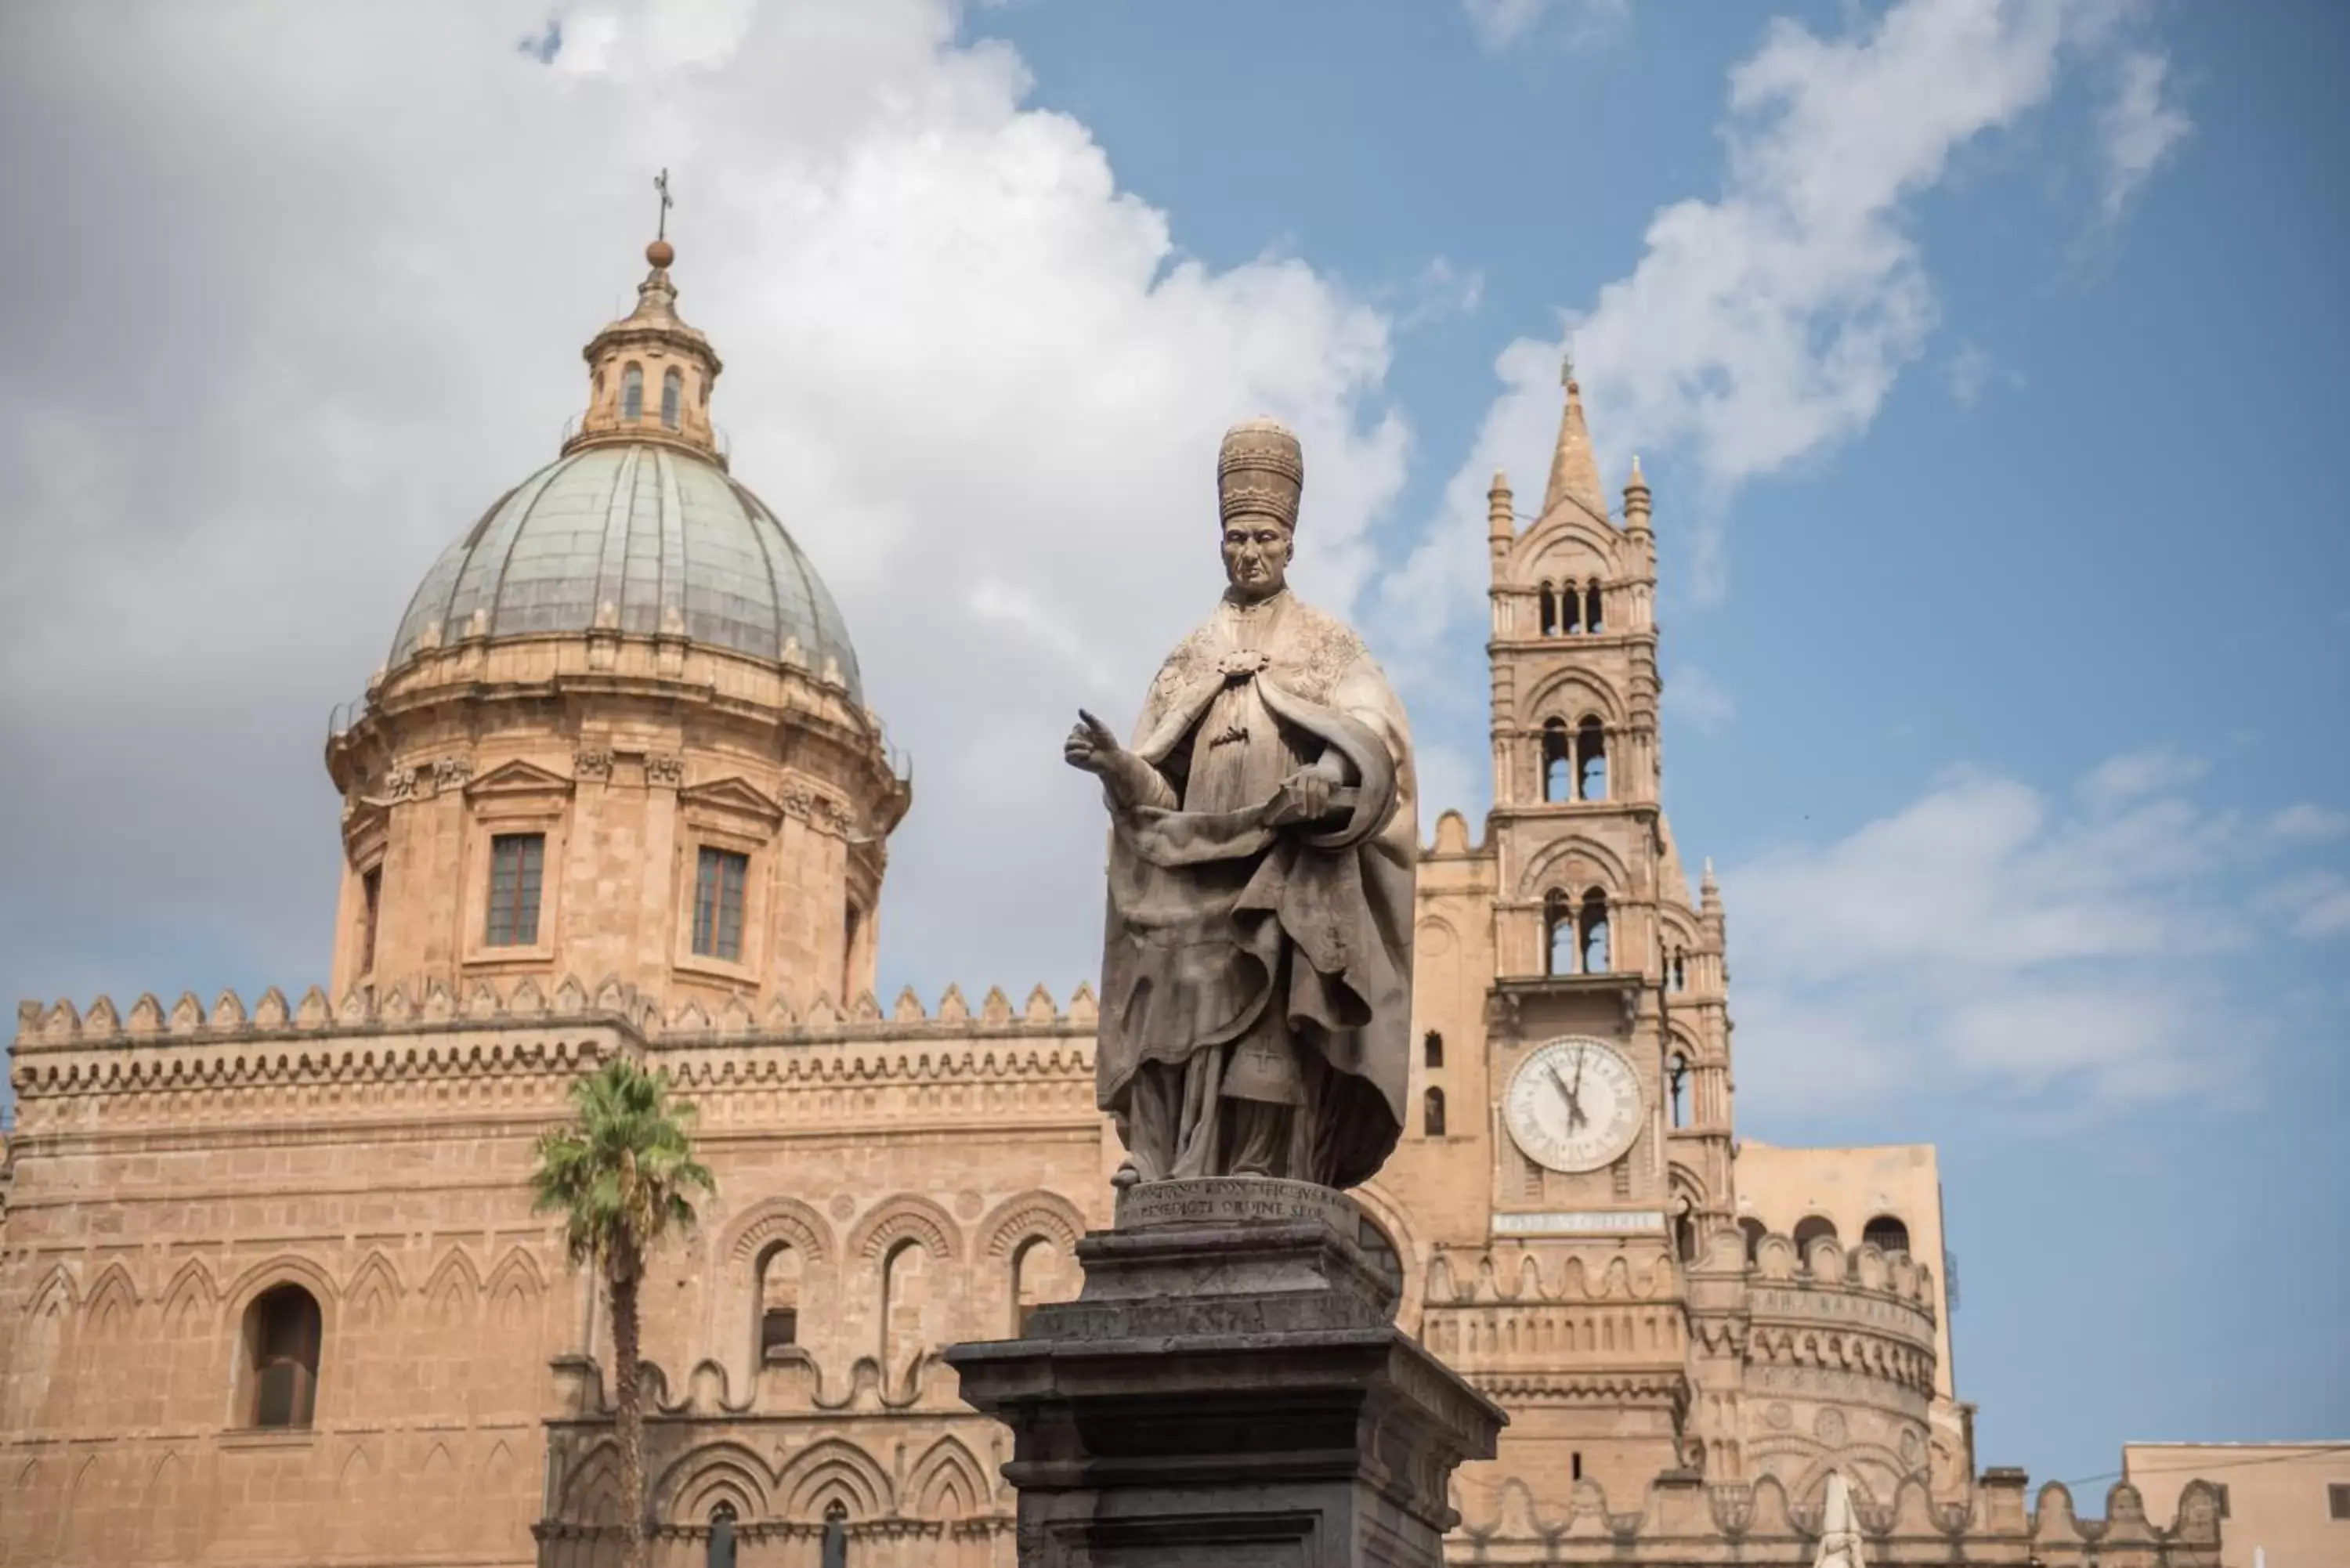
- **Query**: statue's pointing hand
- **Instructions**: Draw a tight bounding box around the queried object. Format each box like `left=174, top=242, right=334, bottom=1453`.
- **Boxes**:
left=1065, top=710, right=1153, bottom=813
left=1063, top=709, right=1120, bottom=775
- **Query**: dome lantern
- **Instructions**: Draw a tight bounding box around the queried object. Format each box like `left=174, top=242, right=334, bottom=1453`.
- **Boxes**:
left=327, top=208, right=907, bottom=1024
left=563, top=232, right=726, bottom=465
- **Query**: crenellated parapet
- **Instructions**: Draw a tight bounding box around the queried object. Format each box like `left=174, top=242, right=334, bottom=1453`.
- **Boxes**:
left=1678, top=1224, right=1945, bottom=1503
left=1735, top=1228, right=1938, bottom=1395
left=7, top=979, right=1102, bottom=1136
left=1449, top=1466, right=2222, bottom=1566
left=1418, top=1246, right=1688, bottom=1416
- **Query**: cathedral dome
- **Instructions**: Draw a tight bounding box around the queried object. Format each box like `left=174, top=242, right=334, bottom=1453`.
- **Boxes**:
left=387, top=443, right=863, bottom=701
left=327, top=226, right=907, bottom=1024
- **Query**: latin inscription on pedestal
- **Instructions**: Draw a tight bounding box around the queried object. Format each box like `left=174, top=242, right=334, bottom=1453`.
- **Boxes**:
left=1117, top=1175, right=1359, bottom=1236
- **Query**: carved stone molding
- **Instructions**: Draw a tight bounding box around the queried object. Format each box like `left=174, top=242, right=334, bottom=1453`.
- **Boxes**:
left=430, top=755, right=475, bottom=793
left=573, top=748, right=614, bottom=782
left=645, top=753, right=685, bottom=788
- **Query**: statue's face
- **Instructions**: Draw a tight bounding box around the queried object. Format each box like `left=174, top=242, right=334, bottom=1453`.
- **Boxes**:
left=1221, top=517, right=1292, bottom=602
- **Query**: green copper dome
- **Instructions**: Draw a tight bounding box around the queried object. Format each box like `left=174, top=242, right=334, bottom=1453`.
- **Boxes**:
left=389, top=443, right=863, bottom=702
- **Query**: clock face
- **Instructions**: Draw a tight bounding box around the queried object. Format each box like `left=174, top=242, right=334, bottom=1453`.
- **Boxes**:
left=1505, top=1037, right=1644, bottom=1174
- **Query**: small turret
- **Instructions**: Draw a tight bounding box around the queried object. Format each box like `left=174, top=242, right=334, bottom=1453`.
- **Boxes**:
left=1488, top=468, right=1514, bottom=571
left=1623, top=453, right=1652, bottom=536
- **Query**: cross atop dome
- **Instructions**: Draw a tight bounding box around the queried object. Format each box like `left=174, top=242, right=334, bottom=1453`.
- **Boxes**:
left=562, top=195, right=727, bottom=466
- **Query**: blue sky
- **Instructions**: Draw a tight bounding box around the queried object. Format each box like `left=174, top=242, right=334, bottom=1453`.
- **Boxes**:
left=973, top=0, right=2350, bottom=1478
left=2, top=0, right=2345, bottom=1496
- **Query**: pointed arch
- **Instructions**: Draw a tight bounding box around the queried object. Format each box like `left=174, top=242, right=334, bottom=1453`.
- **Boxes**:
left=483, top=1247, right=545, bottom=1324
left=1541, top=717, right=1572, bottom=802
left=1517, top=833, right=1632, bottom=901
left=777, top=1437, right=892, bottom=1521
left=338, top=1442, right=377, bottom=1496
left=722, top=1196, right=836, bottom=1266
left=63, top=1452, right=106, bottom=1554
left=483, top=1438, right=519, bottom=1494
left=1574, top=716, right=1607, bottom=800
left=978, top=1190, right=1086, bottom=1261
left=160, top=1256, right=219, bottom=1331
left=226, top=1254, right=339, bottom=1317
left=1524, top=666, right=1629, bottom=728
left=909, top=1434, right=989, bottom=1520
left=26, top=1262, right=78, bottom=1321
left=422, top=1247, right=483, bottom=1323
left=557, top=1438, right=624, bottom=1516
left=848, top=1194, right=962, bottom=1262
left=656, top=1440, right=772, bottom=1525
left=83, top=1261, right=139, bottom=1337
left=346, top=1251, right=403, bottom=1328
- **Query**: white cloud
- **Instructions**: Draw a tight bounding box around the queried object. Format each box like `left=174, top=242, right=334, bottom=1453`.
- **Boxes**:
left=1389, top=0, right=2182, bottom=651
left=2258, top=873, right=2350, bottom=941
left=1394, top=257, right=1487, bottom=332
left=1462, top=0, right=1628, bottom=52
left=2098, top=47, right=2191, bottom=219
left=1943, top=341, right=1995, bottom=408
left=2078, top=746, right=2205, bottom=811
left=0, top=0, right=1409, bottom=1008
left=1726, top=758, right=2265, bottom=1111
left=1662, top=666, right=1736, bottom=732
left=2269, top=804, right=2350, bottom=842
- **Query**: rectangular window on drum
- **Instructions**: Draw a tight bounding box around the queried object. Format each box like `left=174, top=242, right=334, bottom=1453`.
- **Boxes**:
left=485, top=833, right=544, bottom=947
left=694, top=847, right=749, bottom=961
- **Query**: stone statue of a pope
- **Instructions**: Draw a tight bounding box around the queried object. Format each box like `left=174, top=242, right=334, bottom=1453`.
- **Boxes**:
left=1065, top=418, right=1416, bottom=1190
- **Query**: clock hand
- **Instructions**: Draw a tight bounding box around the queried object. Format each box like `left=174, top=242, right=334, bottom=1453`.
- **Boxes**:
left=1546, top=1062, right=1589, bottom=1133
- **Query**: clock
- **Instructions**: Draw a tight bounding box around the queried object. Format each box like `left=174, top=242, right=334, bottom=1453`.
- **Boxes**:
left=1504, top=1037, right=1644, bottom=1174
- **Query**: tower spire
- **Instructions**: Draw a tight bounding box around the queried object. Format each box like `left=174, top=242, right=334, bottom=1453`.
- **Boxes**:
left=1542, top=345, right=1607, bottom=521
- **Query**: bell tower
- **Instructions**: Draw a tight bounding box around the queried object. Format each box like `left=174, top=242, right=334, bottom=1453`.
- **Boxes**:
left=1451, top=359, right=1737, bottom=1494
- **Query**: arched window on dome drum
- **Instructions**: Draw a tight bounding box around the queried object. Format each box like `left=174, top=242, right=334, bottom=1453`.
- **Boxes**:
left=621, top=362, right=643, bottom=420
left=755, top=1241, right=801, bottom=1361
left=661, top=367, right=683, bottom=430
left=1542, top=719, right=1571, bottom=803
left=1585, top=579, right=1604, bottom=632
left=1863, top=1214, right=1911, bottom=1256
left=359, top=865, right=381, bottom=975
left=1578, top=890, right=1610, bottom=973
left=1423, top=1086, right=1447, bottom=1137
left=1792, top=1215, right=1838, bottom=1261
left=243, top=1284, right=322, bottom=1429
left=1545, top=891, right=1575, bottom=977
left=1538, top=583, right=1558, bottom=637
left=707, top=1505, right=737, bottom=1568
left=1576, top=717, right=1607, bottom=800
left=1739, top=1216, right=1769, bottom=1264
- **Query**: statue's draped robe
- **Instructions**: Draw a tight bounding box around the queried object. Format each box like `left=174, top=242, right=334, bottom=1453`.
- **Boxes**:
left=1097, top=589, right=1415, bottom=1188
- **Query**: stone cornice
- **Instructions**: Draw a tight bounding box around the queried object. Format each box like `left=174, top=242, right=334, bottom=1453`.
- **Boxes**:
left=10, top=978, right=1101, bottom=1109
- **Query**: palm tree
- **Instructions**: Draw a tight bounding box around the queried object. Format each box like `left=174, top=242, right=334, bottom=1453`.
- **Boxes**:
left=531, top=1056, right=716, bottom=1568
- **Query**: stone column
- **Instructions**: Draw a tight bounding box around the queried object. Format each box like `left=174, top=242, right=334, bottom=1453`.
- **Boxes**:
left=948, top=1176, right=1503, bottom=1567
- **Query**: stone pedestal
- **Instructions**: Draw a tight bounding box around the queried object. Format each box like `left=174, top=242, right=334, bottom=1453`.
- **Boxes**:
left=947, top=1176, right=1503, bottom=1567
